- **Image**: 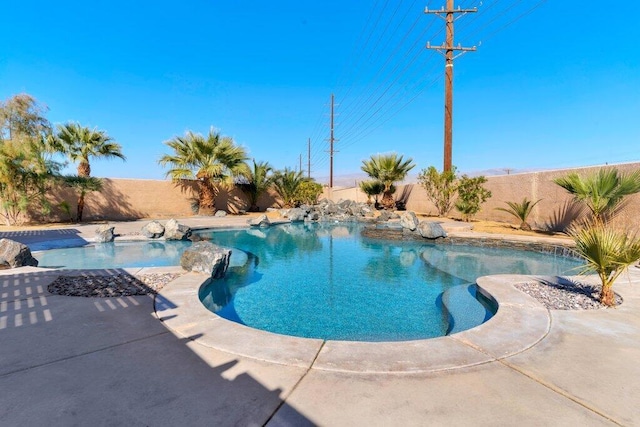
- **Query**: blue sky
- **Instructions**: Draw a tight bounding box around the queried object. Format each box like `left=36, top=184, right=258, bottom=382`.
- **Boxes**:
left=2, top=0, right=639, bottom=183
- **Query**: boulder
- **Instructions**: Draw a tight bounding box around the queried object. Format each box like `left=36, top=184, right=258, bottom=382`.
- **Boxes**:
left=400, top=211, right=419, bottom=231
left=164, top=219, right=192, bottom=241
left=417, top=221, right=447, bottom=239
left=287, top=208, right=306, bottom=222
left=141, top=221, right=165, bottom=238
left=0, top=239, right=38, bottom=268
left=248, top=214, right=270, bottom=228
left=94, top=225, right=115, bottom=243
left=180, top=241, right=231, bottom=278
left=214, top=210, right=227, bottom=217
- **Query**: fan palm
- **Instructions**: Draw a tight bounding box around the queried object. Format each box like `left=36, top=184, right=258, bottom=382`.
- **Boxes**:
left=570, top=224, right=640, bottom=306
left=495, top=198, right=541, bottom=231
left=50, top=122, right=125, bottom=177
left=272, top=168, right=305, bottom=208
left=49, top=122, right=124, bottom=222
left=555, top=169, right=640, bottom=223
left=61, top=175, right=103, bottom=222
left=361, top=153, right=414, bottom=209
left=359, top=180, right=385, bottom=206
left=236, top=160, right=274, bottom=212
left=159, top=129, right=248, bottom=214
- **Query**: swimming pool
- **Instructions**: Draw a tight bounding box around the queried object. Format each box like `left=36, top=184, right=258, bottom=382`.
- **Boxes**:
left=36, top=222, right=581, bottom=341
left=197, top=223, right=581, bottom=341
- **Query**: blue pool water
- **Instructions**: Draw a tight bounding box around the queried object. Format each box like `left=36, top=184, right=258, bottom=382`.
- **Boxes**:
left=36, top=223, right=582, bottom=341
left=197, top=223, right=582, bottom=341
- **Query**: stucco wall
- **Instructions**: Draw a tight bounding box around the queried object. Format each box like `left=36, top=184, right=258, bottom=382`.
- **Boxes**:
left=41, top=179, right=277, bottom=222
left=323, top=162, right=640, bottom=231
left=26, top=162, right=640, bottom=228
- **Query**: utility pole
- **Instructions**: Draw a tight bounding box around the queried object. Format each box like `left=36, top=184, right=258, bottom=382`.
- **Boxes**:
left=307, top=138, right=311, bottom=179
left=426, top=1, right=477, bottom=172
left=326, top=94, right=338, bottom=188
left=299, top=154, right=303, bottom=174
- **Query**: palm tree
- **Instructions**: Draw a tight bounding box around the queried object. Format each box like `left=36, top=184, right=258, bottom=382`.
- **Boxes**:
left=272, top=168, right=305, bottom=208
left=495, top=198, right=541, bottom=231
left=158, top=129, right=248, bottom=214
left=236, top=160, right=274, bottom=212
left=361, top=153, right=415, bottom=209
left=61, top=175, right=103, bottom=222
left=50, top=122, right=125, bottom=177
left=555, top=168, right=640, bottom=223
left=570, top=224, right=640, bottom=306
left=48, top=122, right=124, bottom=222
left=359, top=180, right=384, bottom=206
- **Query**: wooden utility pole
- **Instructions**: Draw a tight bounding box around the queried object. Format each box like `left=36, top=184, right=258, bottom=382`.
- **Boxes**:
left=327, top=93, right=337, bottom=188
left=307, top=138, right=311, bottom=179
left=426, top=1, right=477, bottom=172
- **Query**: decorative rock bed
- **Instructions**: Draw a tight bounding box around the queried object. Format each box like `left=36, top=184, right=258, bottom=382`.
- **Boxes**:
left=515, top=280, right=621, bottom=310
left=47, top=273, right=184, bottom=297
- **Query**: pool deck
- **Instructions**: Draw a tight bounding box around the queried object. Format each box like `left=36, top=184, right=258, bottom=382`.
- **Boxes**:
left=1, top=217, right=639, bottom=425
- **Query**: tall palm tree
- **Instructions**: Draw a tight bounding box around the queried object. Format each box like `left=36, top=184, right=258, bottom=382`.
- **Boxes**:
left=50, top=122, right=125, bottom=177
left=272, top=168, right=305, bottom=208
left=571, top=224, right=640, bottom=306
left=49, top=122, right=124, bottom=222
left=555, top=168, right=640, bottom=223
left=61, top=175, right=103, bottom=222
left=236, top=160, right=274, bottom=212
left=361, top=153, right=415, bottom=209
left=159, top=129, right=248, bottom=214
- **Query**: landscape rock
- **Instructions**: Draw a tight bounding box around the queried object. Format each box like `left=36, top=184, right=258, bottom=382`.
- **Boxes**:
left=164, top=219, right=192, bottom=241
left=94, top=225, right=115, bottom=243
left=0, top=238, right=38, bottom=268
left=141, top=221, right=165, bottom=239
left=248, top=214, right=270, bottom=228
left=400, top=211, right=419, bottom=231
left=417, top=221, right=447, bottom=239
left=287, top=208, right=306, bottom=222
left=180, top=241, right=231, bottom=278
left=214, top=210, right=227, bottom=217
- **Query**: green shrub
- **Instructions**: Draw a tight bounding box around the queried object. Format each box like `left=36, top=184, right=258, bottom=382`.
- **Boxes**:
left=455, top=175, right=491, bottom=222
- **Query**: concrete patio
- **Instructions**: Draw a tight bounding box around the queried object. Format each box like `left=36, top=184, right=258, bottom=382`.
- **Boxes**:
left=0, top=218, right=639, bottom=426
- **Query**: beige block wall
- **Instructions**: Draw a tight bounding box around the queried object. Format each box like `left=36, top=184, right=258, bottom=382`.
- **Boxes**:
left=23, top=162, right=639, bottom=227
left=323, top=162, right=640, bottom=231
left=40, top=179, right=278, bottom=222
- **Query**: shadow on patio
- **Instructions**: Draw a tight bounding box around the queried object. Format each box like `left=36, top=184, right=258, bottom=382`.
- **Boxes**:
left=0, top=269, right=313, bottom=425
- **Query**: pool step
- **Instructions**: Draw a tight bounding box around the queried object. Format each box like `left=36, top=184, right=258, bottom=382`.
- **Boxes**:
left=441, top=284, right=493, bottom=335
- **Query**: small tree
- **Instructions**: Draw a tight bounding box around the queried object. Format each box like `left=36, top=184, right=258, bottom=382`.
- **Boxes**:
left=570, top=224, right=640, bottom=306
left=455, top=175, right=491, bottom=222
left=293, top=180, right=323, bottom=206
left=495, top=198, right=541, bottom=231
left=417, top=166, right=458, bottom=216
left=359, top=180, right=384, bottom=206
left=0, top=94, right=60, bottom=225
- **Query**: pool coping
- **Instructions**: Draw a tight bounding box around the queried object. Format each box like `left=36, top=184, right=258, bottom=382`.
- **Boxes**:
left=155, top=272, right=558, bottom=374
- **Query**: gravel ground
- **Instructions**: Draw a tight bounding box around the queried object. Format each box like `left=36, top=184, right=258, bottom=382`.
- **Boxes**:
left=48, top=273, right=184, bottom=297
left=515, top=280, right=622, bottom=309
